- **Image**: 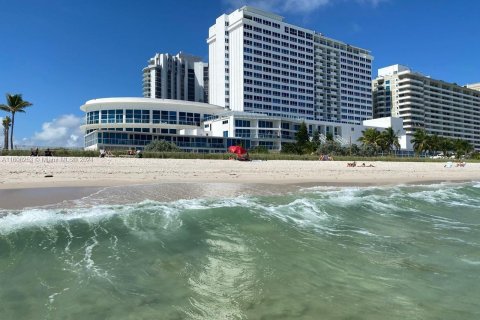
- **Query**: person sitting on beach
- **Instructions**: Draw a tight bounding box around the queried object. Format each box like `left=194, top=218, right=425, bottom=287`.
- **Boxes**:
left=127, top=149, right=135, bottom=156
left=106, top=150, right=114, bottom=157
left=360, top=163, right=366, bottom=167
left=30, top=148, right=39, bottom=157
left=456, top=161, right=466, bottom=167
left=99, top=149, right=106, bottom=158
left=44, top=148, right=53, bottom=156
left=347, top=161, right=356, bottom=167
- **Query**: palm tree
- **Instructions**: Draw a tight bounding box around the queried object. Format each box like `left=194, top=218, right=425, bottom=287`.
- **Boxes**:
left=0, top=94, right=33, bottom=150
left=2, top=116, right=11, bottom=150
left=411, top=129, right=429, bottom=156
left=438, top=137, right=453, bottom=157
left=453, top=139, right=473, bottom=158
left=379, top=127, right=400, bottom=154
left=358, top=128, right=381, bottom=147
left=426, top=134, right=440, bottom=156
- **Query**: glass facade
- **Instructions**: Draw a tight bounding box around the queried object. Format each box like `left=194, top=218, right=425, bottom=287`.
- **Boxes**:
left=87, top=109, right=209, bottom=127
left=85, top=130, right=251, bottom=152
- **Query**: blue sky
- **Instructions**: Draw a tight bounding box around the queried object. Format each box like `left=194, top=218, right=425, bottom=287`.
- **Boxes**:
left=1, top=0, right=479, bottom=147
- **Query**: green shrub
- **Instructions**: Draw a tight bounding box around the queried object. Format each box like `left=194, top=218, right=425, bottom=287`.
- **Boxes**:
left=144, top=140, right=182, bottom=152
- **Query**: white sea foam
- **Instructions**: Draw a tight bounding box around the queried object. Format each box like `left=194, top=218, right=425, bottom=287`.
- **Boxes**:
left=0, top=206, right=119, bottom=235
left=408, top=186, right=479, bottom=207
left=461, top=259, right=480, bottom=266
left=48, top=287, right=70, bottom=304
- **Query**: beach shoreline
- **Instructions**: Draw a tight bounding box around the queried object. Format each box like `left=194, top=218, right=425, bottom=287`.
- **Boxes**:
left=1, top=157, right=479, bottom=209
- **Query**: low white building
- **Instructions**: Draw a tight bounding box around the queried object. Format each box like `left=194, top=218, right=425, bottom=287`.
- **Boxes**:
left=80, top=97, right=250, bottom=152
left=204, top=112, right=407, bottom=151
left=80, top=97, right=408, bottom=153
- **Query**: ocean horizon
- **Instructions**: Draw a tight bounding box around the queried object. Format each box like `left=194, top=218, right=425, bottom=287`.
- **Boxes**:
left=1, top=182, right=479, bottom=319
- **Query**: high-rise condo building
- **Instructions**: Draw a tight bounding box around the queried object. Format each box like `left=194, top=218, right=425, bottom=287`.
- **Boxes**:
left=373, top=64, right=480, bottom=150
left=207, top=6, right=373, bottom=124
left=143, top=52, right=209, bottom=103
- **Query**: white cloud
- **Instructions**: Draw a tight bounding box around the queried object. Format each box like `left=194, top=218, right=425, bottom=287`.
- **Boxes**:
left=23, top=114, right=83, bottom=148
left=224, top=0, right=386, bottom=14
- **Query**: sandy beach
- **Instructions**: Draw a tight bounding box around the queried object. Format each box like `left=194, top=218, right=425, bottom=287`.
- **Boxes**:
left=0, top=156, right=478, bottom=190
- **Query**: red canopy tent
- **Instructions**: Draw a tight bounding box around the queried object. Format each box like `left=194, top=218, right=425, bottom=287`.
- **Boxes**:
left=228, top=145, right=247, bottom=155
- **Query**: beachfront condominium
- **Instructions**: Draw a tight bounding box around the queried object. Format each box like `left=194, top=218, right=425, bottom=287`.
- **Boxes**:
left=207, top=6, right=373, bottom=124
left=373, top=64, right=480, bottom=149
left=142, top=52, right=209, bottom=103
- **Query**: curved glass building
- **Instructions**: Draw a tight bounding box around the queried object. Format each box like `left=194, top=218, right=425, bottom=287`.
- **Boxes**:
left=80, top=97, right=250, bottom=152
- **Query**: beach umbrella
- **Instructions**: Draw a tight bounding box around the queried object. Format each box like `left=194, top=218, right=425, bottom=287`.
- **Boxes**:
left=228, top=145, right=247, bottom=155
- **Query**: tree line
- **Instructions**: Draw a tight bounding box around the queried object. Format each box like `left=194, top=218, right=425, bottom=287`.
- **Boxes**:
left=281, top=122, right=475, bottom=158
left=1, top=94, right=33, bottom=150
left=411, top=129, right=473, bottom=158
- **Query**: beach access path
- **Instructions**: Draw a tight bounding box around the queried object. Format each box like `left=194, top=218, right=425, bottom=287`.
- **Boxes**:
left=0, top=157, right=479, bottom=190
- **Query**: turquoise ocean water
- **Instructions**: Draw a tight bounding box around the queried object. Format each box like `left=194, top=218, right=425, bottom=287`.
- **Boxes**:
left=1, top=182, right=479, bottom=320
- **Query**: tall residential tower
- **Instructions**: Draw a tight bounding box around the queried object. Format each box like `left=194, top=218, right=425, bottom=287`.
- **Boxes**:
left=143, top=52, right=208, bottom=103
left=208, top=6, right=373, bottom=124
left=373, top=64, right=480, bottom=150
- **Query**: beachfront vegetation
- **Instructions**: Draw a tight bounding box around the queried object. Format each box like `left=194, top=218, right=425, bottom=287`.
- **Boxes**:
left=282, top=122, right=321, bottom=154
left=249, top=146, right=270, bottom=154
left=411, top=129, right=429, bottom=155
left=2, top=116, right=11, bottom=150
left=295, top=122, right=310, bottom=150
left=411, top=129, right=473, bottom=158
left=0, top=94, right=33, bottom=150
left=144, top=139, right=182, bottom=152
left=278, top=124, right=475, bottom=159
left=357, top=127, right=400, bottom=154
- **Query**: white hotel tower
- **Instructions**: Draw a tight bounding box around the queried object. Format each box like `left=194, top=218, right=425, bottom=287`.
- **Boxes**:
left=208, top=6, right=373, bottom=124
left=373, top=65, right=480, bottom=150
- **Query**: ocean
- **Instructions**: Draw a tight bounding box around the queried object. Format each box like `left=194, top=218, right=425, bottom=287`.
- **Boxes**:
left=1, top=182, right=479, bottom=319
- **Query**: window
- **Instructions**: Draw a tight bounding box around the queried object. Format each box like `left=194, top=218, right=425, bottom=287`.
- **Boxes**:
left=101, top=109, right=123, bottom=124
left=235, top=119, right=251, bottom=127
left=179, top=112, right=201, bottom=126
left=125, top=109, right=149, bottom=124
left=87, top=111, right=100, bottom=124
left=258, top=120, right=273, bottom=128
